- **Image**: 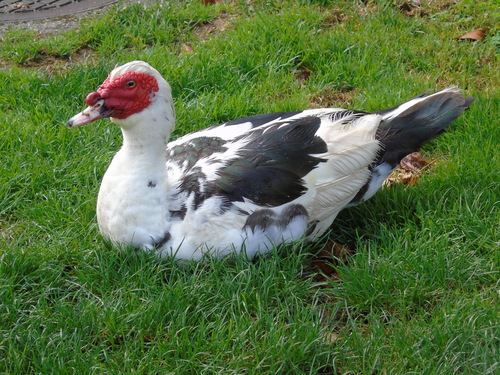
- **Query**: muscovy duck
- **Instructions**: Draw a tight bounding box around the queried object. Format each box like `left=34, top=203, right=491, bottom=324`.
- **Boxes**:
left=68, top=61, right=474, bottom=260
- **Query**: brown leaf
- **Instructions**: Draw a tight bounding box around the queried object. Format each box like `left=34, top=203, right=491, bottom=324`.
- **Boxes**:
left=384, top=152, right=433, bottom=187
left=398, top=172, right=417, bottom=185
left=457, top=28, right=486, bottom=41
left=182, top=44, right=193, bottom=53
left=202, top=0, right=216, bottom=5
left=399, top=152, right=429, bottom=172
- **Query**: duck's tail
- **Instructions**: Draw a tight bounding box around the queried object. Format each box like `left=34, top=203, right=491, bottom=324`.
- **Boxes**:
left=350, top=87, right=475, bottom=205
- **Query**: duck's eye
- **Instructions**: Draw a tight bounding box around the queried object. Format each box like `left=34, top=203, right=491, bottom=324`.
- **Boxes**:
left=126, top=80, right=136, bottom=88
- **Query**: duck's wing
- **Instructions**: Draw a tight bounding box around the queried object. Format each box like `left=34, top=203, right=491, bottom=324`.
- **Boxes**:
left=163, top=109, right=381, bottom=258
left=166, top=109, right=378, bottom=218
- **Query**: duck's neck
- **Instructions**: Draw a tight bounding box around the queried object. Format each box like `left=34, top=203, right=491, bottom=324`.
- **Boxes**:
left=97, top=125, right=172, bottom=250
left=117, top=127, right=171, bottom=189
left=114, top=94, right=175, bottom=152
left=122, top=131, right=169, bottom=159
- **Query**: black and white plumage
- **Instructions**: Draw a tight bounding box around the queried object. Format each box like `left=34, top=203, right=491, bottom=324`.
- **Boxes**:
left=68, top=61, right=474, bottom=260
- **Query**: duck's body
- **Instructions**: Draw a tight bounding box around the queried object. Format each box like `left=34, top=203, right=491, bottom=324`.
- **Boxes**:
left=69, top=61, right=474, bottom=260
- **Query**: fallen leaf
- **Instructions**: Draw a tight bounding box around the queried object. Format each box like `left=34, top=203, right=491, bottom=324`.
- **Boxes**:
left=182, top=44, right=193, bottom=53
left=384, top=152, right=432, bottom=187
left=457, top=28, right=486, bottom=41
left=398, top=172, right=417, bottom=185
left=399, top=152, right=429, bottom=172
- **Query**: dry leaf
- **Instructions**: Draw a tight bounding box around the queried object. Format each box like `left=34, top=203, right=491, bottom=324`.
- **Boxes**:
left=396, top=172, right=417, bottom=185
left=384, top=152, right=432, bottom=187
left=182, top=44, right=193, bottom=53
left=399, top=152, right=429, bottom=172
left=457, top=28, right=485, bottom=41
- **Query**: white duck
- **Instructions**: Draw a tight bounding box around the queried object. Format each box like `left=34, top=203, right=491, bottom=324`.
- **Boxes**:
left=69, top=61, right=473, bottom=261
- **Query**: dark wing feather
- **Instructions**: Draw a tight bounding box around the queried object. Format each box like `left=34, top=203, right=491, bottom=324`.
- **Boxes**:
left=168, top=137, right=228, bottom=169
left=213, top=116, right=327, bottom=207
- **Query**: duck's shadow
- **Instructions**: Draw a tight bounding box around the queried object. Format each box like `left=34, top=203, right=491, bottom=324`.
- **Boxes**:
left=306, top=185, right=422, bottom=282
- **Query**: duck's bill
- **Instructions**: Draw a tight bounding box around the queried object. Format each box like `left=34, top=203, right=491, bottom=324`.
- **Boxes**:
left=68, top=100, right=115, bottom=128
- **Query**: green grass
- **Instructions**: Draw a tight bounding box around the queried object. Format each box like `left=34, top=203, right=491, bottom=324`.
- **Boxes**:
left=0, top=0, right=498, bottom=373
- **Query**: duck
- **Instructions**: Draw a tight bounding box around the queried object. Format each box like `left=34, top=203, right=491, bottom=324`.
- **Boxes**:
left=68, top=61, right=474, bottom=261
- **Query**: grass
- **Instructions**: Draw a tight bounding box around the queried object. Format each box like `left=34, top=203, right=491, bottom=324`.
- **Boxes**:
left=0, top=0, right=498, bottom=373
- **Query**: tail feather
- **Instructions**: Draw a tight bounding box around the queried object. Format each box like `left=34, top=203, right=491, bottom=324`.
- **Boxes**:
left=375, top=87, right=474, bottom=168
left=349, top=88, right=474, bottom=205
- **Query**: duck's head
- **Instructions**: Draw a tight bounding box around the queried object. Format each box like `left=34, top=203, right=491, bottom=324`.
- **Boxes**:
left=68, top=61, right=175, bottom=136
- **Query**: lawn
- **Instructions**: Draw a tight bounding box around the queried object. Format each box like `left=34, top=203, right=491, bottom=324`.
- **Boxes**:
left=0, top=0, right=498, bottom=373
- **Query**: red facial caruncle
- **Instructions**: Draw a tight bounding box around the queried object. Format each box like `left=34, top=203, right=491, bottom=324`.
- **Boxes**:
left=86, top=71, right=160, bottom=119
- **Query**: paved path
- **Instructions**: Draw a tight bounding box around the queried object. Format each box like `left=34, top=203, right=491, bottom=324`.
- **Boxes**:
left=0, top=0, right=118, bottom=22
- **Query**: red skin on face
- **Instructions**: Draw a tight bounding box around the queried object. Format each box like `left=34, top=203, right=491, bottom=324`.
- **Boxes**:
left=85, top=71, right=160, bottom=119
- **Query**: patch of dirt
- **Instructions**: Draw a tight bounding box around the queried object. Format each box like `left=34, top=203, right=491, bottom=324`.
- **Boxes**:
left=294, top=62, right=313, bottom=84
left=398, top=0, right=429, bottom=17
left=398, top=0, right=460, bottom=18
left=20, top=47, right=97, bottom=73
left=320, top=8, right=348, bottom=28
left=295, top=68, right=311, bottom=83
left=308, top=87, right=357, bottom=108
left=357, top=0, right=458, bottom=18
left=175, top=12, right=238, bottom=58
left=356, top=0, right=378, bottom=16
left=309, top=241, right=355, bottom=285
left=195, top=13, right=236, bottom=41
